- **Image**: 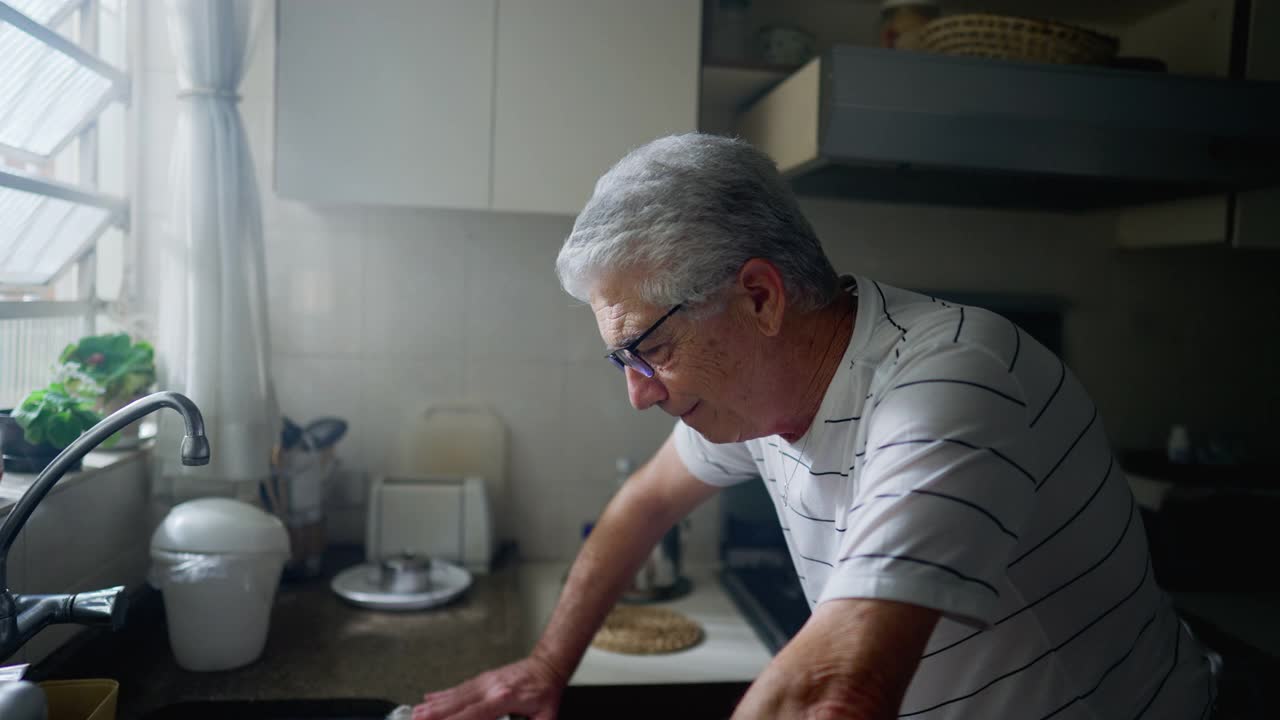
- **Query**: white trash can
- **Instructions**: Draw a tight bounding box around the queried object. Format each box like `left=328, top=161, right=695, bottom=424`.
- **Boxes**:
left=149, top=498, right=291, bottom=671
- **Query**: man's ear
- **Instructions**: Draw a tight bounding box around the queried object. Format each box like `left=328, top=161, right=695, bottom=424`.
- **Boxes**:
left=736, top=258, right=786, bottom=337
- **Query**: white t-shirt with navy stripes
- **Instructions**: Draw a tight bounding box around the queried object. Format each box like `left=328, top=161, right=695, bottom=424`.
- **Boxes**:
left=674, top=276, right=1213, bottom=719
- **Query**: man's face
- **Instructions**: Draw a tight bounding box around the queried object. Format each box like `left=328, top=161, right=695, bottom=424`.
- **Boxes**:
left=590, top=277, right=768, bottom=443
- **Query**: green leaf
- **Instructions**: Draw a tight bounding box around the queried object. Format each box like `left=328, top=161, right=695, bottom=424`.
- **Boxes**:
left=23, top=424, right=45, bottom=445
left=47, top=411, right=79, bottom=448
left=10, top=379, right=103, bottom=449
left=73, top=406, right=102, bottom=428
left=59, top=332, right=156, bottom=401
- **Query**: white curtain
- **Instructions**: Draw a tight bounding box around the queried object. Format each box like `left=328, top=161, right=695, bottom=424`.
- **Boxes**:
left=155, top=0, right=276, bottom=492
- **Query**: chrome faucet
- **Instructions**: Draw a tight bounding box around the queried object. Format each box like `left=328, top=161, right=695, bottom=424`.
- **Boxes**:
left=0, top=391, right=209, bottom=660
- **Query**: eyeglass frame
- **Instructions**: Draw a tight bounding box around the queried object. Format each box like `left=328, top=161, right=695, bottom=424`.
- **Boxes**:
left=605, top=303, right=684, bottom=378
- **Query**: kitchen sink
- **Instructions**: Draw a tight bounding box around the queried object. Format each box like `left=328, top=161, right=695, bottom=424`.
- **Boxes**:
left=140, top=698, right=399, bottom=720
left=137, top=683, right=752, bottom=720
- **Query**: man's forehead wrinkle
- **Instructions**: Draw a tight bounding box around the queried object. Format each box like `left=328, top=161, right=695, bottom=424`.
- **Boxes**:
left=594, top=298, right=642, bottom=348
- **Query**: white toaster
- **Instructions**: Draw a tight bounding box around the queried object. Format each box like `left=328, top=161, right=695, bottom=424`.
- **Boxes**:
left=365, top=475, right=496, bottom=574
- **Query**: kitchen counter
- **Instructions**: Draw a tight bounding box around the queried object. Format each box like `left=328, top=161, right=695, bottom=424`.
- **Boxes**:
left=29, top=549, right=772, bottom=719
left=519, top=562, right=773, bottom=685
left=28, top=543, right=1277, bottom=718
left=29, top=547, right=528, bottom=719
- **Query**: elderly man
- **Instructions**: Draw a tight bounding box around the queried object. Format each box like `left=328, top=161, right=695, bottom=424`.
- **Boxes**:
left=415, top=134, right=1215, bottom=719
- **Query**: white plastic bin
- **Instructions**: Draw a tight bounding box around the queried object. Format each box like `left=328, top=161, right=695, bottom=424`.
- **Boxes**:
left=149, top=498, right=290, bottom=671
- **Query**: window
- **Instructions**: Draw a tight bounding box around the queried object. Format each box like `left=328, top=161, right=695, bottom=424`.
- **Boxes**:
left=0, top=0, right=129, bottom=410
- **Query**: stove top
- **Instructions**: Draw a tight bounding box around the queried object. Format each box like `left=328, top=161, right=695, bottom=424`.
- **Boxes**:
left=720, top=565, right=810, bottom=654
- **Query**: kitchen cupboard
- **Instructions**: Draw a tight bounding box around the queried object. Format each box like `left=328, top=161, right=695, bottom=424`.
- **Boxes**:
left=275, top=0, right=701, bottom=215
left=275, top=0, right=496, bottom=209
left=492, top=0, right=701, bottom=215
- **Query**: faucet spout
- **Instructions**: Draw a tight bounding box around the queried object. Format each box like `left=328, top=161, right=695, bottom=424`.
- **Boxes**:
left=14, top=586, right=128, bottom=641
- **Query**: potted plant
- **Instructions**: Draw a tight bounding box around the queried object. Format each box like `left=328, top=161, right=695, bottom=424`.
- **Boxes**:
left=0, top=370, right=104, bottom=474
left=58, top=332, right=156, bottom=440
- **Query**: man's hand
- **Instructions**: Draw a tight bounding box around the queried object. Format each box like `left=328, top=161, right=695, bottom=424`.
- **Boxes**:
left=413, top=654, right=567, bottom=720
left=731, top=598, right=939, bottom=720
left=415, top=436, right=718, bottom=720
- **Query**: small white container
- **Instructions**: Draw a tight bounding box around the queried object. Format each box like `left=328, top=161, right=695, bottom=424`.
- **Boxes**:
left=149, top=498, right=290, bottom=671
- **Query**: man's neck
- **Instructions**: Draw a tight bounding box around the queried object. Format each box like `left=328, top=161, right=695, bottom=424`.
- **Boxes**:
left=775, top=292, right=856, bottom=443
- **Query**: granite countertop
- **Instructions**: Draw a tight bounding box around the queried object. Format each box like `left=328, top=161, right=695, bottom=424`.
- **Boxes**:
left=30, top=547, right=528, bottom=720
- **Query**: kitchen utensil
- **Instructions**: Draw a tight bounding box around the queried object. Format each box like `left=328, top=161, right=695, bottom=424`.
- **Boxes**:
left=330, top=558, right=472, bottom=611
left=280, top=416, right=307, bottom=451
left=304, top=417, right=348, bottom=451
left=919, top=14, right=1119, bottom=66
left=377, top=553, right=434, bottom=594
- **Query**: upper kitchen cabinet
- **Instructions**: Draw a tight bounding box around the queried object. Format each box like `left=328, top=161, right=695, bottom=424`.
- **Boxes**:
left=491, top=1, right=701, bottom=215
left=488, top=0, right=701, bottom=213
left=275, top=0, right=496, bottom=209
left=275, top=0, right=700, bottom=215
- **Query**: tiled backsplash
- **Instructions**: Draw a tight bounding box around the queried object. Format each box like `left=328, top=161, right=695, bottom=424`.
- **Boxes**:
left=259, top=206, right=696, bottom=561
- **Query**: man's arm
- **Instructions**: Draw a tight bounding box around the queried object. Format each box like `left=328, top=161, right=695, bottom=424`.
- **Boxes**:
left=732, top=598, right=940, bottom=720
left=532, top=433, right=720, bottom=677
left=415, top=434, right=718, bottom=720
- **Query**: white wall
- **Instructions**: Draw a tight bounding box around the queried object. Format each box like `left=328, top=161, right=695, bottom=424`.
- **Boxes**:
left=135, top=3, right=1280, bottom=563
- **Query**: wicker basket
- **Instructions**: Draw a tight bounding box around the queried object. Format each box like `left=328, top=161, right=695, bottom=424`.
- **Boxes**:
left=919, top=14, right=1118, bottom=66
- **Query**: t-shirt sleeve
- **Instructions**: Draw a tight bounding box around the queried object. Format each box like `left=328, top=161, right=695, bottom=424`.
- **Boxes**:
left=671, top=420, right=758, bottom=487
left=819, top=340, right=1036, bottom=627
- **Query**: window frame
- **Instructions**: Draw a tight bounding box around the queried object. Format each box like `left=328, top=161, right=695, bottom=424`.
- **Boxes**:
left=0, top=0, right=132, bottom=411
left=0, top=0, right=130, bottom=316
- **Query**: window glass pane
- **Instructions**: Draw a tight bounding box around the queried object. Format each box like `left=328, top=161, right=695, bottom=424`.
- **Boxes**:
left=95, top=225, right=123, bottom=300
left=0, top=313, right=85, bottom=409
left=8, top=0, right=76, bottom=26
left=0, top=12, right=117, bottom=158
left=50, top=259, right=77, bottom=299
left=0, top=184, right=111, bottom=285
left=97, top=102, right=124, bottom=194
left=52, top=131, right=80, bottom=184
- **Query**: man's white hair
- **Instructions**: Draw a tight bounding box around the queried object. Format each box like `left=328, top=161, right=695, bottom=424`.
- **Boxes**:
left=555, top=133, right=840, bottom=314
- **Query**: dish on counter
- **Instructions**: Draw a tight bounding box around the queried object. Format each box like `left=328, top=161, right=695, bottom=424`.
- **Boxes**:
left=330, top=559, right=472, bottom=611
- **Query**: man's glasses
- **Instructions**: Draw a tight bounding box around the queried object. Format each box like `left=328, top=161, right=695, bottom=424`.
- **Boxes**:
left=605, top=304, right=683, bottom=379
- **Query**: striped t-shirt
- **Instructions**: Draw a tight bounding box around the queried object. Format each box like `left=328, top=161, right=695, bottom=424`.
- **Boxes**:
left=674, top=276, right=1214, bottom=719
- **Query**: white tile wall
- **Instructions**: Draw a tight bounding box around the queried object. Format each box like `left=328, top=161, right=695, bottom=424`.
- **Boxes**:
left=132, top=1, right=1280, bottom=566
left=362, top=209, right=469, bottom=357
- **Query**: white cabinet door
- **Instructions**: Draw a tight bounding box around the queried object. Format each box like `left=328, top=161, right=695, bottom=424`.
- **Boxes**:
left=492, top=0, right=701, bottom=216
left=276, top=0, right=495, bottom=209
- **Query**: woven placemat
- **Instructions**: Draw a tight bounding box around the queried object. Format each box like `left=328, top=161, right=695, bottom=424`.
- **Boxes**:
left=591, top=605, right=704, bottom=654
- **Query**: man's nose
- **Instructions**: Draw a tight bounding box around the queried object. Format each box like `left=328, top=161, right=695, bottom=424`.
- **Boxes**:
left=625, top=367, right=668, bottom=410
